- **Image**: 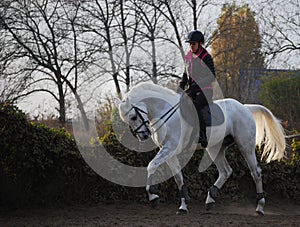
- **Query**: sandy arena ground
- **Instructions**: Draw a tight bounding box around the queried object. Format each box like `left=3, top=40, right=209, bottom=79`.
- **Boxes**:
left=1, top=199, right=300, bottom=226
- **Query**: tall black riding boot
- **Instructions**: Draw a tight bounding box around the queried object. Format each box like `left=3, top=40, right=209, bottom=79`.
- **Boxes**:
left=199, top=112, right=208, bottom=147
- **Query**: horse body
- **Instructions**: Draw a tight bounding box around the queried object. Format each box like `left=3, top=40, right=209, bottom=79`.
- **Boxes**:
left=115, top=82, right=286, bottom=215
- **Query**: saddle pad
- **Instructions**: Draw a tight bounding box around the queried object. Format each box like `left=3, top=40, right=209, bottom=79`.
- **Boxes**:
left=179, top=94, right=224, bottom=127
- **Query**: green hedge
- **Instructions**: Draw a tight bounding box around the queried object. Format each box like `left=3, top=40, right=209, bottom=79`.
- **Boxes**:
left=0, top=103, right=299, bottom=207
left=0, top=103, right=116, bottom=206
left=259, top=73, right=300, bottom=129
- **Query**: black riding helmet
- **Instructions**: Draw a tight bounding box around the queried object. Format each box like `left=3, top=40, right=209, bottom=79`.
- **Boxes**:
left=186, top=30, right=204, bottom=43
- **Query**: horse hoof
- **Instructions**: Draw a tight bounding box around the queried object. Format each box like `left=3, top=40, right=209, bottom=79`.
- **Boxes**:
left=256, top=198, right=265, bottom=215
left=150, top=197, right=159, bottom=208
left=176, top=209, right=188, bottom=215
left=256, top=210, right=264, bottom=216
left=205, top=202, right=215, bottom=211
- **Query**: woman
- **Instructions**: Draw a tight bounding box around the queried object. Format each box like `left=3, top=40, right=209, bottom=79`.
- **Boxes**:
left=177, top=30, right=216, bottom=148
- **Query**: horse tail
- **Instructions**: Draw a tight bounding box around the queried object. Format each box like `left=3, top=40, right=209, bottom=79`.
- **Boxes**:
left=245, top=104, right=286, bottom=163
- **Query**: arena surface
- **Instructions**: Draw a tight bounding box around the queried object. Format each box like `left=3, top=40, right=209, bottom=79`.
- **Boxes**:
left=1, top=199, right=300, bottom=226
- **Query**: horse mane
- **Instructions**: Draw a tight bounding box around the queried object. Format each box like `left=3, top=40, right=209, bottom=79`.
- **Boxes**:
left=125, top=82, right=176, bottom=102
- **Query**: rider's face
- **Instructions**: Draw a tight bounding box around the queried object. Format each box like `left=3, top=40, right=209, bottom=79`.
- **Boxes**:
left=189, top=42, right=199, bottom=53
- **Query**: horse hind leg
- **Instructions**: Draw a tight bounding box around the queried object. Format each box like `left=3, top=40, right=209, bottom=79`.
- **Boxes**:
left=235, top=135, right=265, bottom=215
left=205, top=146, right=233, bottom=210
left=240, top=150, right=265, bottom=215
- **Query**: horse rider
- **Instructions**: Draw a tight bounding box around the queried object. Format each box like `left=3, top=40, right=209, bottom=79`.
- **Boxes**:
left=177, top=30, right=216, bottom=148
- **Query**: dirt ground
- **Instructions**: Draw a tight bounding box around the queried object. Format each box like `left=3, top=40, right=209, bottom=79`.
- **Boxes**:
left=1, top=199, right=300, bottom=226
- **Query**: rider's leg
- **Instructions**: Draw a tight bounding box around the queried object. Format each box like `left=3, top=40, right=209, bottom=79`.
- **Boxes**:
left=199, top=111, right=208, bottom=147
left=193, top=93, right=208, bottom=147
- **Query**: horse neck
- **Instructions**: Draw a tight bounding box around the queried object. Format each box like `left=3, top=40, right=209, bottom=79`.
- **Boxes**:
left=140, top=92, right=179, bottom=121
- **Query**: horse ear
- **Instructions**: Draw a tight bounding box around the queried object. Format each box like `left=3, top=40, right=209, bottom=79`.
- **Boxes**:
left=114, top=96, right=131, bottom=112
left=114, top=97, right=122, bottom=107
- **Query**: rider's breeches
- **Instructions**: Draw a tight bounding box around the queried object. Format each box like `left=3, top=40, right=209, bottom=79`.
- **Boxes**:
left=193, top=89, right=213, bottom=141
left=193, top=89, right=213, bottom=119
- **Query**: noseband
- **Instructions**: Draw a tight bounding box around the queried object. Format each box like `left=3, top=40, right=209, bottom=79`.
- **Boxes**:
left=128, top=105, right=151, bottom=136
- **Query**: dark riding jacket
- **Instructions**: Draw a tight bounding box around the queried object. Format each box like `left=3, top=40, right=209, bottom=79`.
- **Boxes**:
left=178, top=48, right=216, bottom=94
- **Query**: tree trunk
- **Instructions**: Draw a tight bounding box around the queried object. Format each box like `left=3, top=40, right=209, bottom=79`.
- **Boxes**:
left=151, top=37, right=158, bottom=84
left=57, top=77, right=66, bottom=124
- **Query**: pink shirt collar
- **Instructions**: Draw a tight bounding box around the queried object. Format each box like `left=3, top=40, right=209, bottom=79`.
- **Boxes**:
left=184, top=48, right=204, bottom=61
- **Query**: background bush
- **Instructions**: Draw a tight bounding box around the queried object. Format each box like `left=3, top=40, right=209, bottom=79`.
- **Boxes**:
left=0, top=103, right=299, bottom=207
left=0, top=103, right=117, bottom=206
left=259, top=72, right=300, bottom=130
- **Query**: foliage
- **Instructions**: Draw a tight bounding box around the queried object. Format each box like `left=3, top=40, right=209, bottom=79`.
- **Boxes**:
left=95, top=95, right=115, bottom=138
left=0, top=103, right=107, bottom=206
left=259, top=72, right=300, bottom=130
left=291, top=131, right=300, bottom=161
left=211, top=3, right=264, bottom=100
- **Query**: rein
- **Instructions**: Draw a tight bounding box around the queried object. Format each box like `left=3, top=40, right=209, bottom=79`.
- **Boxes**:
left=151, top=101, right=180, bottom=132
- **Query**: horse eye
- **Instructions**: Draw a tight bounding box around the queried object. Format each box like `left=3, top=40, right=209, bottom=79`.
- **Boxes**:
left=130, top=115, right=137, bottom=121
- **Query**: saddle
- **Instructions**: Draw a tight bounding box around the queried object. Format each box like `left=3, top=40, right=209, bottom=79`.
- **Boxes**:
left=179, top=94, right=224, bottom=127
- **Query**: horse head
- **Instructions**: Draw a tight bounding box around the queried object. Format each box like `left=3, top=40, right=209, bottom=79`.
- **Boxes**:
left=115, top=97, right=151, bottom=141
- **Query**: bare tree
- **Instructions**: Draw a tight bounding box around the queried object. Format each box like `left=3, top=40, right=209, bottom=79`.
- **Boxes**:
left=255, top=0, right=300, bottom=68
left=1, top=0, right=93, bottom=129
left=81, top=0, right=123, bottom=97
left=2, top=0, right=296, bottom=120
left=127, top=0, right=166, bottom=84
left=118, top=0, right=131, bottom=91
left=129, top=0, right=187, bottom=85
left=155, top=0, right=186, bottom=60
left=184, top=0, right=219, bottom=47
left=114, top=0, right=140, bottom=91
left=0, top=36, right=25, bottom=102
left=185, top=0, right=216, bottom=30
left=0, top=2, right=32, bottom=103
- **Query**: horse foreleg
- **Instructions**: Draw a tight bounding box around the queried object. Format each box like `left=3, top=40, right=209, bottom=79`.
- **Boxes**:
left=178, top=184, right=191, bottom=214
left=145, top=146, right=173, bottom=207
left=146, top=144, right=184, bottom=209
left=167, top=157, right=190, bottom=214
left=146, top=174, right=159, bottom=207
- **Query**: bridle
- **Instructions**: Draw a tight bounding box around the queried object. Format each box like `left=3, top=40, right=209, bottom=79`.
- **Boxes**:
left=127, top=101, right=181, bottom=137
left=128, top=105, right=151, bottom=136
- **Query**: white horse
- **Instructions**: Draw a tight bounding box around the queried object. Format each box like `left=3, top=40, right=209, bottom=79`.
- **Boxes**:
left=115, top=82, right=286, bottom=215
